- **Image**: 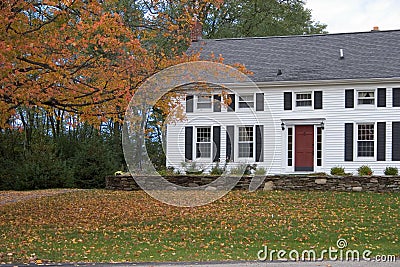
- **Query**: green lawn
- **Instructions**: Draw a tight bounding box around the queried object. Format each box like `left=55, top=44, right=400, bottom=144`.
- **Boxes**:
left=0, top=190, right=398, bottom=263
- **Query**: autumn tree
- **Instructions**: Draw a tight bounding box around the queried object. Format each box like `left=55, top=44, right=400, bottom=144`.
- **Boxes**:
left=0, top=0, right=221, bottom=127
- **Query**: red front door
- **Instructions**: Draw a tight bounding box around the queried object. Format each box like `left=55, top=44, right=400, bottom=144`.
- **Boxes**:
left=295, top=125, right=314, bottom=171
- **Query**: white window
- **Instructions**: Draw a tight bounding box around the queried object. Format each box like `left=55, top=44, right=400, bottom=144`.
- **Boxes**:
left=196, top=94, right=212, bottom=110
left=238, top=126, right=253, bottom=158
left=239, top=94, right=254, bottom=109
left=295, top=92, right=312, bottom=107
left=358, top=90, right=375, bottom=105
left=196, top=127, right=211, bottom=158
left=357, top=124, right=374, bottom=157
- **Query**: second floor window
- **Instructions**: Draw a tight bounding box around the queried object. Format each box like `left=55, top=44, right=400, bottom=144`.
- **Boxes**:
left=196, top=94, right=212, bottom=110
left=358, top=91, right=375, bottom=105
left=295, top=92, right=312, bottom=107
left=239, top=94, right=254, bottom=109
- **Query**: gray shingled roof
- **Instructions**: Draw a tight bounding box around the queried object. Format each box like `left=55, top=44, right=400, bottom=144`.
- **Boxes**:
left=189, top=30, right=400, bottom=82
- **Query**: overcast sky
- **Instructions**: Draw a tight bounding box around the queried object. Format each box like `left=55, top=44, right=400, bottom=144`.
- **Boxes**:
left=305, top=0, right=400, bottom=33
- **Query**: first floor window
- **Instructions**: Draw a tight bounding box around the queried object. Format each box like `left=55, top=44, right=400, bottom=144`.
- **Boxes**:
left=357, top=124, right=374, bottom=157
left=358, top=90, right=375, bottom=105
left=196, top=127, right=211, bottom=158
left=239, top=94, right=254, bottom=109
left=197, top=94, right=212, bottom=109
left=238, top=126, right=253, bottom=157
left=295, top=92, right=312, bottom=107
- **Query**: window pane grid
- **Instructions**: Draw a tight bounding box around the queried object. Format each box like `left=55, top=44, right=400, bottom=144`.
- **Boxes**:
left=358, top=124, right=374, bottom=140
left=239, top=143, right=253, bottom=158
left=196, top=143, right=211, bottom=158
left=358, top=141, right=374, bottom=157
left=239, top=127, right=253, bottom=142
left=296, top=93, right=311, bottom=100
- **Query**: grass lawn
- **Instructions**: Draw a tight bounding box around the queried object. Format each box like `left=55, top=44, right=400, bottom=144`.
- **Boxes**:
left=0, top=189, right=399, bottom=263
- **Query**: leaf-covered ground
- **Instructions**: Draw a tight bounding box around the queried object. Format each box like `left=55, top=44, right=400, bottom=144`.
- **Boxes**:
left=0, top=189, right=82, bottom=206
left=0, top=190, right=398, bottom=263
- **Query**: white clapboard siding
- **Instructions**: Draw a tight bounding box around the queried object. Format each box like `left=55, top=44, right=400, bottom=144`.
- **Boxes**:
left=166, top=81, right=400, bottom=175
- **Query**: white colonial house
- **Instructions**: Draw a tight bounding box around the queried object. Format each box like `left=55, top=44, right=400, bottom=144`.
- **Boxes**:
left=166, top=29, right=400, bottom=175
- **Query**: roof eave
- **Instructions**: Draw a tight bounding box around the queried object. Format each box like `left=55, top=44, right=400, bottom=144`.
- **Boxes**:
left=235, top=77, right=400, bottom=88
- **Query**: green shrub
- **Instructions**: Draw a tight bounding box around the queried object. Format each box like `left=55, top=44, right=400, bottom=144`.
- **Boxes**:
left=384, top=166, right=398, bottom=176
left=254, top=167, right=266, bottom=176
left=157, top=166, right=176, bottom=176
left=229, top=164, right=255, bottom=176
left=330, top=166, right=346, bottom=176
left=181, top=161, right=203, bottom=175
left=210, top=163, right=224, bottom=176
left=229, top=164, right=247, bottom=176
left=357, top=165, right=373, bottom=176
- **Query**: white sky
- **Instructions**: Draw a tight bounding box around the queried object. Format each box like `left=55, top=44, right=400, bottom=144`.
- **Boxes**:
left=305, top=0, right=400, bottom=33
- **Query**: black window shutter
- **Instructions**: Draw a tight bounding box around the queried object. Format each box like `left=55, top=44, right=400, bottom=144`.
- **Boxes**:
left=377, top=122, right=386, bottom=161
left=393, top=88, right=400, bottom=107
left=392, top=122, right=400, bottom=161
left=344, top=123, right=354, bottom=161
left=185, top=127, right=193, bottom=161
left=284, top=92, right=292, bottom=110
left=227, top=94, right=235, bottom=112
left=256, top=93, right=264, bottom=111
left=213, top=126, right=221, bottom=162
left=186, top=95, right=194, bottom=113
left=314, top=91, right=323, bottom=109
left=345, top=89, right=354, bottom=108
left=377, top=88, right=386, bottom=107
left=255, top=125, right=264, bottom=162
left=213, top=95, right=221, bottom=112
left=226, top=126, right=234, bottom=161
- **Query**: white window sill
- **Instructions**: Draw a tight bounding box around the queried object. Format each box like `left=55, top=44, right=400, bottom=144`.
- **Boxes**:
left=294, top=106, right=313, bottom=110
left=195, top=109, right=213, bottom=112
left=355, top=157, right=376, bottom=162
left=195, top=158, right=212, bottom=162
left=237, top=108, right=254, bottom=112
left=355, top=105, right=376, bottom=109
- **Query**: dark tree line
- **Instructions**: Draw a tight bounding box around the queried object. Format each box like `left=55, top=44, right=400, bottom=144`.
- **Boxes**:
left=0, top=108, right=125, bottom=190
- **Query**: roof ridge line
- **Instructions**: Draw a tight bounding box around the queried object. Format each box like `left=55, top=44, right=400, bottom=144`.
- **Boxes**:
left=204, top=29, right=400, bottom=42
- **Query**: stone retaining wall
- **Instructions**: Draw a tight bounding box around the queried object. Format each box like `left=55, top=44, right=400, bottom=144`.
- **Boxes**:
left=105, top=175, right=400, bottom=192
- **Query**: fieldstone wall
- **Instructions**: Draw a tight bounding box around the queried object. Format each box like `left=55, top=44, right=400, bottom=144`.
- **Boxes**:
left=105, top=175, right=400, bottom=192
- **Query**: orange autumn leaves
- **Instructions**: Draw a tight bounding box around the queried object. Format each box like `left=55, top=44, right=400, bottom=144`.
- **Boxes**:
left=0, top=0, right=222, bottom=127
